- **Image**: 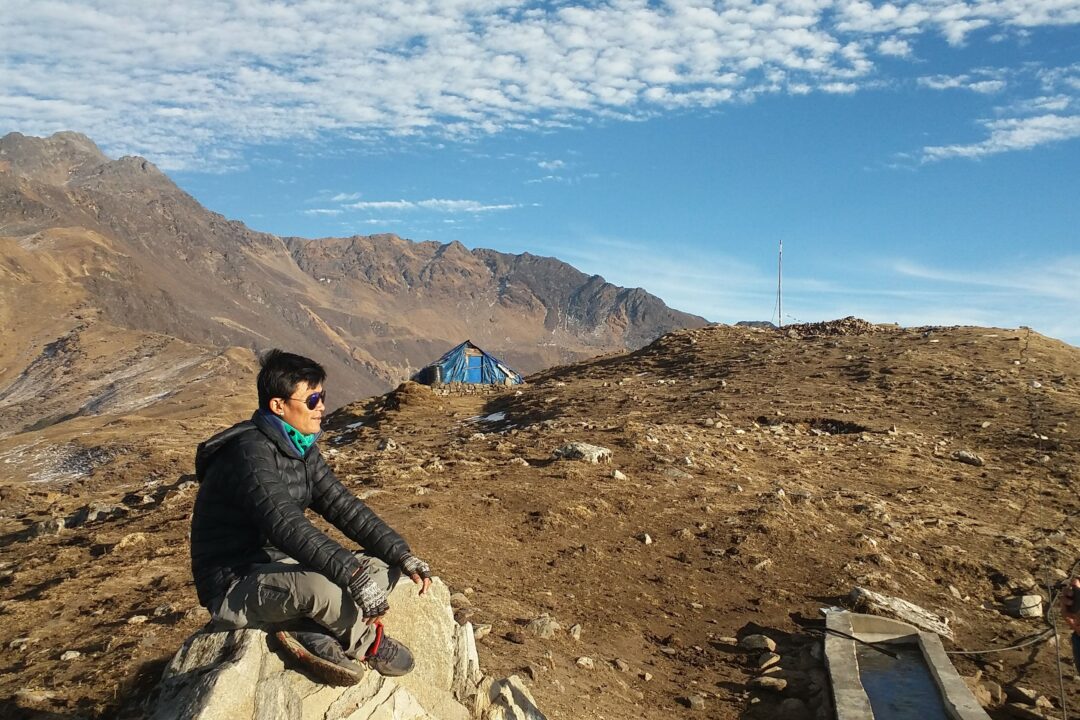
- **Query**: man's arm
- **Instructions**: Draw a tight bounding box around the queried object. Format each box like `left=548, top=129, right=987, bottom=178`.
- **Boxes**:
left=228, top=438, right=364, bottom=588
left=308, top=449, right=411, bottom=566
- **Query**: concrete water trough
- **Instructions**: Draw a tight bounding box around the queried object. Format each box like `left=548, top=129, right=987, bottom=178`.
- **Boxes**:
left=824, top=611, right=990, bottom=720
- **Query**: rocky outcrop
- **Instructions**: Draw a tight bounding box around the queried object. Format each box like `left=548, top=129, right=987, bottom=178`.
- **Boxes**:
left=147, top=578, right=544, bottom=720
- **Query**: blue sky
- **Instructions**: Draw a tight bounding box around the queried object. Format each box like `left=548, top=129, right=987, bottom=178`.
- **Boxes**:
left=3, top=2, right=1079, bottom=344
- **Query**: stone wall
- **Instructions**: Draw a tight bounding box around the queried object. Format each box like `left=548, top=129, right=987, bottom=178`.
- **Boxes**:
left=427, top=382, right=520, bottom=397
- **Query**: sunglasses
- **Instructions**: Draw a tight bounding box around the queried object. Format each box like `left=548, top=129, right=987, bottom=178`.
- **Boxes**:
left=285, top=390, right=326, bottom=410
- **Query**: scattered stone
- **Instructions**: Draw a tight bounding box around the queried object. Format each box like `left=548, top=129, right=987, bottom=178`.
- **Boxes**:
left=122, top=492, right=157, bottom=507
left=473, top=624, right=492, bottom=641
left=66, top=503, right=128, bottom=528
left=117, top=532, right=148, bottom=549
left=981, top=679, right=1005, bottom=706
left=951, top=450, right=985, bottom=467
left=740, top=634, right=777, bottom=653
left=525, top=615, right=561, bottom=639
left=60, top=650, right=81, bottom=661
left=9, top=637, right=34, bottom=650
left=575, top=656, right=595, bottom=669
left=153, top=604, right=175, bottom=618
left=758, top=651, right=781, bottom=670
left=964, top=675, right=993, bottom=707
left=748, top=676, right=787, bottom=692
left=612, top=469, right=627, bottom=481
left=14, top=689, right=56, bottom=704
left=505, top=631, right=527, bottom=645
left=612, top=658, right=630, bottom=672
left=377, top=437, right=398, bottom=451
left=553, top=442, right=612, bottom=463
left=638, top=532, right=653, bottom=545
left=127, top=615, right=149, bottom=625
left=569, top=623, right=582, bottom=641
left=1005, top=685, right=1039, bottom=705
left=449, top=592, right=471, bottom=609
left=29, top=517, right=65, bottom=537
left=1003, top=595, right=1043, bottom=619
left=641, top=671, right=653, bottom=681
left=850, top=586, right=952, bottom=638
left=509, top=457, right=530, bottom=467
left=684, top=693, right=706, bottom=710
left=1003, top=571, right=1036, bottom=592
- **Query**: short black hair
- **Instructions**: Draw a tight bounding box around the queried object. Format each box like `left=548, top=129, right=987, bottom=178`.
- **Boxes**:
left=257, top=349, right=326, bottom=410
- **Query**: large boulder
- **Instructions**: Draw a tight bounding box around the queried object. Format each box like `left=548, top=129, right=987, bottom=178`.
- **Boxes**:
left=148, top=578, right=544, bottom=720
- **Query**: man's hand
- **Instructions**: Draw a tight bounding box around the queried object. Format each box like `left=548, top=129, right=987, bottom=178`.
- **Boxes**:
left=400, top=554, right=432, bottom=596
left=1060, top=579, right=1080, bottom=633
left=348, top=566, right=390, bottom=619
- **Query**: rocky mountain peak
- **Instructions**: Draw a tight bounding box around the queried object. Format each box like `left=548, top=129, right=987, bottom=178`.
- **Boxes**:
left=0, top=130, right=109, bottom=186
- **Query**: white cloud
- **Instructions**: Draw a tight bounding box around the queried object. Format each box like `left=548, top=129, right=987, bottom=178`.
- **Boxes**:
left=878, top=37, right=912, bottom=57
left=922, top=113, right=1080, bottom=160
left=2, top=0, right=1074, bottom=171
left=917, top=64, right=1080, bottom=160
left=346, top=198, right=520, bottom=213
left=330, top=192, right=363, bottom=202
left=882, top=257, right=1080, bottom=343
left=892, top=257, right=1080, bottom=303
left=917, top=73, right=1005, bottom=93
left=303, top=208, right=342, bottom=216
left=2, top=2, right=1078, bottom=170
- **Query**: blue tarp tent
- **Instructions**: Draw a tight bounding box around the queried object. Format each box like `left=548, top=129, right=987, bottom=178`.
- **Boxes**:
left=414, top=340, right=523, bottom=385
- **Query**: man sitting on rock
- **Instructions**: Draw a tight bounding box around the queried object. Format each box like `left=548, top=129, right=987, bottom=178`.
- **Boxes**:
left=190, top=349, right=432, bottom=685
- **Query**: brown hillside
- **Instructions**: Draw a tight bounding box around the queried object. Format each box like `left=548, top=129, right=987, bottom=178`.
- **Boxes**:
left=1, top=320, right=1077, bottom=719
left=0, top=130, right=704, bottom=446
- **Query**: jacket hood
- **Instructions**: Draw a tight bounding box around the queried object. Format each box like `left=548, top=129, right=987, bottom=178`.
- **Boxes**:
left=195, top=411, right=323, bottom=482
left=194, top=420, right=256, bottom=482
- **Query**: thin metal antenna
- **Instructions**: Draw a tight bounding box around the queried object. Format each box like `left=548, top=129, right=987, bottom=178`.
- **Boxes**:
left=777, top=239, right=783, bottom=328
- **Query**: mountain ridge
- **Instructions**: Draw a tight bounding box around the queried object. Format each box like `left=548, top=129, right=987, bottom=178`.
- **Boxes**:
left=0, top=130, right=706, bottom=441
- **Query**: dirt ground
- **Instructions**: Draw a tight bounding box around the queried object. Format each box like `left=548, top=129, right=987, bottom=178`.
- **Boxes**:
left=1, top=320, right=1079, bottom=719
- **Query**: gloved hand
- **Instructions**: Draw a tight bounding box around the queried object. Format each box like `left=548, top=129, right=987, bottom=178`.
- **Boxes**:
left=348, top=567, right=389, bottom=619
left=399, top=554, right=431, bottom=580
left=400, top=553, right=432, bottom=596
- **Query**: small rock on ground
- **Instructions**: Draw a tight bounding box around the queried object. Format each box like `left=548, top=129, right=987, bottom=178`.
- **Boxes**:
left=525, top=614, right=561, bottom=639
left=740, top=634, right=777, bottom=652
left=684, top=693, right=706, bottom=711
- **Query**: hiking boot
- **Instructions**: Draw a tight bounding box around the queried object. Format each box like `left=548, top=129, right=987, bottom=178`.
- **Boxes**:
left=365, top=630, right=415, bottom=677
left=275, top=630, right=365, bottom=686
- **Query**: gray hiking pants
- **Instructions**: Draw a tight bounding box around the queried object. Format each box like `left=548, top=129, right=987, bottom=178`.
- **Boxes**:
left=208, top=552, right=400, bottom=657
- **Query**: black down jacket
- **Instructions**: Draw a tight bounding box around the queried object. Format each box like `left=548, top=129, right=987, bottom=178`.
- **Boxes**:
left=190, top=410, right=410, bottom=608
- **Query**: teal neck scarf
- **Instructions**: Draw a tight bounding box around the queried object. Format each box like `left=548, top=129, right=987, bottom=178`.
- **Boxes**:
left=281, top=420, right=317, bottom=455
